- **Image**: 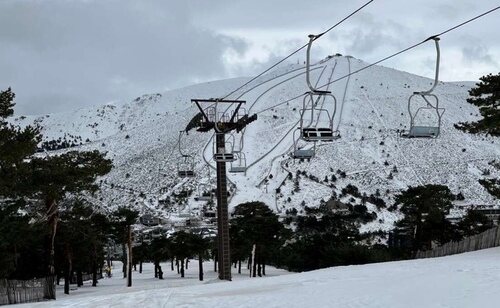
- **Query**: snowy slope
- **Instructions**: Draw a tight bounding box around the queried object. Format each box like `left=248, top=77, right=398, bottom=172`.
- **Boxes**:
left=24, top=247, right=500, bottom=308
left=14, top=57, right=500, bottom=230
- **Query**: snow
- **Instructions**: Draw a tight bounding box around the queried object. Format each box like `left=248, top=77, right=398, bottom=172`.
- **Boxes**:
left=12, top=55, right=500, bottom=231
left=23, top=248, right=500, bottom=307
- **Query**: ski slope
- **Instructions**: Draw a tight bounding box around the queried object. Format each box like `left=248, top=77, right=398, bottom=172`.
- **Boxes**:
left=24, top=247, right=500, bottom=308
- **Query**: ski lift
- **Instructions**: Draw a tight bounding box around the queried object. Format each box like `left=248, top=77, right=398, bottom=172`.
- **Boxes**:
left=299, top=34, right=339, bottom=142
left=401, top=37, right=445, bottom=138
left=229, top=151, right=247, bottom=174
left=195, top=184, right=213, bottom=202
left=213, top=133, right=236, bottom=162
left=177, top=131, right=195, bottom=177
left=292, top=128, right=316, bottom=159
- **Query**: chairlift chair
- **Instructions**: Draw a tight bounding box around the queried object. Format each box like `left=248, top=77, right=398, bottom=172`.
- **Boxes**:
left=195, top=184, right=213, bottom=202
left=177, top=131, right=196, bottom=177
left=229, top=151, right=247, bottom=174
left=213, top=133, right=236, bottom=162
left=401, top=37, right=445, bottom=138
left=299, top=34, right=339, bottom=143
left=292, top=128, right=316, bottom=159
left=178, top=155, right=195, bottom=177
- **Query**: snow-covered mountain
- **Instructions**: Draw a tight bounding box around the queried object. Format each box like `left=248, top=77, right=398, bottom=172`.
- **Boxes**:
left=15, top=56, right=500, bottom=232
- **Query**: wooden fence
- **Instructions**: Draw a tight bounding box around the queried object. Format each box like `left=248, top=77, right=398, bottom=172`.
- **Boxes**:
left=0, top=276, right=54, bottom=305
left=415, top=225, right=500, bottom=258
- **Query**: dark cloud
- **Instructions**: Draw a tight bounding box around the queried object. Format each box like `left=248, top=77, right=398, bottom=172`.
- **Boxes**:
left=461, top=40, right=497, bottom=66
left=0, top=0, right=499, bottom=114
left=0, top=0, right=242, bottom=114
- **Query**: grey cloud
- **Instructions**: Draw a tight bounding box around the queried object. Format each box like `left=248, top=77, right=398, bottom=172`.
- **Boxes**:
left=461, top=41, right=497, bottom=66
left=0, top=0, right=241, bottom=114
left=1, top=0, right=499, bottom=115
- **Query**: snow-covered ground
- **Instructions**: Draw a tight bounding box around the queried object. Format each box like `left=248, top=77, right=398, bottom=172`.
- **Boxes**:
left=24, top=248, right=500, bottom=308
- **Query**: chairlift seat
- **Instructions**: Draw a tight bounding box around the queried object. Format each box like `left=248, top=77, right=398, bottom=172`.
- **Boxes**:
left=195, top=196, right=212, bottom=202
left=403, top=126, right=439, bottom=138
left=178, top=170, right=195, bottom=177
left=229, top=166, right=246, bottom=173
left=292, top=149, right=315, bottom=159
left=213, top=153, right=236, bottom=162
left=302, top=127, right=336, bottom=141
left=311, top=90, right=332, bottom=95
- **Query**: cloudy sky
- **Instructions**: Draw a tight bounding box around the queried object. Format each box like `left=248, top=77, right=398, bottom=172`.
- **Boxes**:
left=1, top=0, right=499, bottom=115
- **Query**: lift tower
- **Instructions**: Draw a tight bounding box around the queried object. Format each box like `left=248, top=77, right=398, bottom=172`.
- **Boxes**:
left=192, top=98, right=257, bottom=281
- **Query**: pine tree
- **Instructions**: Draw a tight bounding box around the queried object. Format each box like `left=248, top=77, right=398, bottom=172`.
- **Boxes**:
left=112, top=208, right=138, bottom=287
left=0, top=88, right=40, bottom=198
left=1, top=89, right=113, bottom=298
left=395, top=185, right=455, bottom=252
left=231, top=202, right=283, bottom=278
left=455, top=72, right=500, bottom=136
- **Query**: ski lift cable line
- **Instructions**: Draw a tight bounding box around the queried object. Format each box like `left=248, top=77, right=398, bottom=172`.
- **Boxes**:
left=247, top=60, right=337, bottom=170
left=220, top=0, right=375, bottom=100
left=200, top=63, right=327, bottom=173
left=317, top=5, right=500, bottom=89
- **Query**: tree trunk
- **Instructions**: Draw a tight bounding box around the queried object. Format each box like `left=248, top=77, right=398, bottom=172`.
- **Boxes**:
left=180, top=259, right=185, bottom=278
left=176, top=259, right=180, bottom=274
left=133, top=264, right=136, bottom=271
left=139, top=261, right=143, bottom=274
left=64, top=260, right=71, bottom=295
left=158, top=265, right=163, bottom=280
left=185, top=259, right=189, bottom=270
left=44, top=199, right=58, bottom=300
left=127, top=226, right=132, bottom=287
left=122, top=243, right=127, bottom=279
left=251, top=244, right=257, bottom=278
left=171, top=259, right=174, bottom=271
left=238, top=260, right=241, bottom=274
left=92, top=260, right=98, bottom=287
left=257, top=246, right=262, bottom=277
left=64, top=248, right=72, bottom=295
left=262, top=262, right=266, bottom=276
left=107, top=245, right=111, bottom=269
left=198, top=254, right=204, bottom=281
left=214, top=250, right=218, bottom=272
left=77, top=269, right=83, bottom=287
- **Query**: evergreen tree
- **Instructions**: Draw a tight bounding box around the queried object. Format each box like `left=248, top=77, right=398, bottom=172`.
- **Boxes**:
left=458, top=209, right=492, bottom=237
left=189, top=233, right=210, bottom=281
left=148, top=237, right=170, bottom=279
left=170, top=231, right=194, bottom=278
left=231, top=202, right=283, bottom=277
left=112, top=207, right=138, bottom=287
left=0, top=88, right=40, bottom=198
left=1, top=89, right=112, bottom=298
left=455, top=72, right=500, bottom=136
left=395, top=185, right=455, bottom=252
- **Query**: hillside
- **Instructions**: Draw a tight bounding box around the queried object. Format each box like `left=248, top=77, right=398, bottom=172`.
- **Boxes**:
left=14, top=56, right=500, bottom=231
left=23, top=247, right=500, bottom=308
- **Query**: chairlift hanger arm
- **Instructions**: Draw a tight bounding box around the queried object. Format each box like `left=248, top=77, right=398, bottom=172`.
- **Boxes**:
left=418, top=37, right=440, bottom=95
left=193, top=100, right=212, bottom=125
